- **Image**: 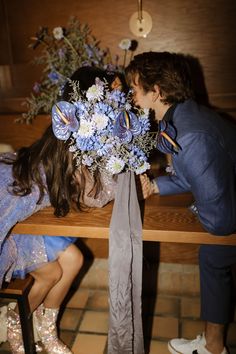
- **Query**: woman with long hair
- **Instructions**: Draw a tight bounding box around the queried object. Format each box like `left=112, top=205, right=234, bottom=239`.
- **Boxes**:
left=0, top=66, right=120, bottom=354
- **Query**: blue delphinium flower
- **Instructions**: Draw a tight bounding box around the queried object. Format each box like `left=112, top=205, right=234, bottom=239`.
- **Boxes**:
left=48, top=71, right=60, bottom=83
left=33, top=82, right=41, bottom=93
left=58, top=48, right=66, bottom=59
left=139, top=110, right=151, bottom=133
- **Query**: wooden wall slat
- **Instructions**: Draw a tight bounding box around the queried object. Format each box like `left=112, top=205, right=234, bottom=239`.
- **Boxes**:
left=0, top=0, right=236, bottom=111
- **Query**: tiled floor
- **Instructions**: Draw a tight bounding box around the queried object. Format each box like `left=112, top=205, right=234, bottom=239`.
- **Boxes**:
left=0, top=288, right=236, bottom=354
left=0, top=287, right=236, bottom=354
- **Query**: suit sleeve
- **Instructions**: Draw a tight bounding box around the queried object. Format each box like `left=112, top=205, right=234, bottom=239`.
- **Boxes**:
left=155, top=174, right=191, bottom=195
left=157, top=132, right=236, bottom=235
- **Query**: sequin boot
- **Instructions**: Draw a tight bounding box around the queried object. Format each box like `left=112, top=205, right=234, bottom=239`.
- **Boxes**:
left=35, top=304, right=72, bottom=354
left=7, top=307, right=25, bottom=353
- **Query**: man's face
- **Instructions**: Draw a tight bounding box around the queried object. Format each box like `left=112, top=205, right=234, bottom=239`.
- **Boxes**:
left=130, top=74, right=154, bottom=110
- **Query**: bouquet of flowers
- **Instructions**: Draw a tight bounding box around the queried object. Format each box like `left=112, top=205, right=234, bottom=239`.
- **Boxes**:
left=20, top=17, right=118, bottom=124
left=52, top=78, right=156, bottom=175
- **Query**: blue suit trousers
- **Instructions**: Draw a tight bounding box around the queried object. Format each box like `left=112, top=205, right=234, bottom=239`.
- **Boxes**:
left=199, top=245, right=236, bottom=324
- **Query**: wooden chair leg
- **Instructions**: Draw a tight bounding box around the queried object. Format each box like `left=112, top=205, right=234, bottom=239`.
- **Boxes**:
left=17, top=292, right=35, bottom=353
left=0, top=276, right=36, bottom=353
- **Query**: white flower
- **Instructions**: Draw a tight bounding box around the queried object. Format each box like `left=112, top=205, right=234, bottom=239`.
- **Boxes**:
left=53, top=27, right=64, bottom=40
left=78, top=120, right=94, bottom=138
left=92, top=113, right=109, bottom=131
left=82, top=155, right=94, bottom=166
left=69, top=144, right=77, bottom=152
left=135, top=161, right=151, bottom=175
left=119, top=38, right=132, bottom=50
left=142, top=108, right=150, bottom=117
left=86, top=84, right=104, bottom=101
left=125, top=102, right=132, bottom=111
left=106, top=156, right=125, bottom=174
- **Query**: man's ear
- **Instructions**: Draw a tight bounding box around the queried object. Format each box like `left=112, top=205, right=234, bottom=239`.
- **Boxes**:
left=152, top=85, right=161, bottom=102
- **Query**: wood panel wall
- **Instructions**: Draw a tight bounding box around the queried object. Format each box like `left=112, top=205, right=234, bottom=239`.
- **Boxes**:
left=1, top=0, right=236, bottom=111
left=0, top=0, right=235, bottom=263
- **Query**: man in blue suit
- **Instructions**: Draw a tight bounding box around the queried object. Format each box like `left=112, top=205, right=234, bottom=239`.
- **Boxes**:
left=125, top=51, right=236, bottom=354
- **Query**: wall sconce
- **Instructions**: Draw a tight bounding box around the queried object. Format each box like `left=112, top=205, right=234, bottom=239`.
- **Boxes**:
left=129, top=0, right=152, bottom=38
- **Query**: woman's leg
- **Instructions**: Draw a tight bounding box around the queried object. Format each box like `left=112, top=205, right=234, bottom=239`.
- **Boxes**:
left=35, top=244, right=83, bottom=354
left=43, top=244, right=83, bottom=308
left=7, top=261, right=62, bottom=353
left=28, top=260, right=63, bottom=312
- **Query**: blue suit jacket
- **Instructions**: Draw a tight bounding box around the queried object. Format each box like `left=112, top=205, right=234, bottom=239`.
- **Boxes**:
left=155, top=99, right=236, bottom=235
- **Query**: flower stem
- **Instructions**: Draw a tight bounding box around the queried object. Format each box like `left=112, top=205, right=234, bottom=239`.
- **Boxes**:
left=63, top=36, right=78, bottom=57
left=123, top=50, right=127, bottom=68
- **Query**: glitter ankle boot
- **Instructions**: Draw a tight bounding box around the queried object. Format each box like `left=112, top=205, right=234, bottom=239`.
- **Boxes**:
left=7, top=307, right=25, bottom=354
left=35, top=304, right=72, bottom=354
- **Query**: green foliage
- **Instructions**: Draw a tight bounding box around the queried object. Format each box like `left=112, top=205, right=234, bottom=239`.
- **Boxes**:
left=19, top=17, right=116, bottom=124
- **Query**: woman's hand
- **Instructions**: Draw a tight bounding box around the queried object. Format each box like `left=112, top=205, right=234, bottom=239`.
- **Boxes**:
left=136, top=174, right=159, bottom=200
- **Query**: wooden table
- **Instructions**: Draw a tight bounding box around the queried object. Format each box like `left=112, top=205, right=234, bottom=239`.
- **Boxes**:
left=12, top=193, right=236, bottom=245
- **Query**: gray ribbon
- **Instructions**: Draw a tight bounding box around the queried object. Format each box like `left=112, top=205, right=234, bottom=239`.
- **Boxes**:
left=108, top=171, right=144, bottom=354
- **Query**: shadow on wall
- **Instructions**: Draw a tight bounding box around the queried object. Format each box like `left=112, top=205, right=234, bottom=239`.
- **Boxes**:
left=183, top=54, right=210, bottom=107
left=184, top=53, right=236, bottom=125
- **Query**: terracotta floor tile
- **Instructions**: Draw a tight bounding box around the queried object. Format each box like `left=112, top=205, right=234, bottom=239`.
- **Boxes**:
left=72, top=333, right=107, bottom=354
left=1, top=261, right=235, bottom=354
left=151, top=316, right=179, bottom=339
left=86, top=290, right=109, bottom=310
left=181, top=319, right=205, bottom=338
left=60, top=330, right=75, bottom=348
left=80, top=260, right=108, bottom=289
left=79, top=311, right=109, bottom=333
left=66, top=289, right=90, bottom=309
left=158, top=271, right=182, bottom=295
left=181, top=273, right=200, bottom=296
left=0, top=340, right=10, bottom=351
left=60, top=308, right=82, bottom=331
left=148, top=339, right=170, bottom=354
left=180, top=297, right=200, bottom=318
left=228, top=322, right=236, bottom=345
left=154, top=296, right=179, bottom=316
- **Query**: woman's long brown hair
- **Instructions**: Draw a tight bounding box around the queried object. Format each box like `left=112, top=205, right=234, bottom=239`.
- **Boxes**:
left=2, top=125, right=89, bottom=217
left=2, top=66, right=122, bottom=216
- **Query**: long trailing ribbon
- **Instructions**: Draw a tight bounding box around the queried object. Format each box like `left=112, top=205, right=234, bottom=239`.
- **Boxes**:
left=108, top=171, right=144, bottom=354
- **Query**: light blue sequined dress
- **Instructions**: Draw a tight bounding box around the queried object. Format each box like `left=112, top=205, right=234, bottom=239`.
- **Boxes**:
left=0, top=154, right=76, bottom=287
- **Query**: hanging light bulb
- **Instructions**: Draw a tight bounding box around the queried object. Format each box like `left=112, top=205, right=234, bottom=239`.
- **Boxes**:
left=129, top=0, right=152, bottom=38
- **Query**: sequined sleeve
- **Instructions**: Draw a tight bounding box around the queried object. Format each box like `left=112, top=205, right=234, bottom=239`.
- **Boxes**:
left=80, top=172, right=117, bottom=208
left=0, top=156, right=50, bottom=248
